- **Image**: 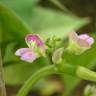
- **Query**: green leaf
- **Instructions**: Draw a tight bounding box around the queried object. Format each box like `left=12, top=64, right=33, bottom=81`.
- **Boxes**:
left=31, top=8, right=89, bottom=39
left=4, top=57, right=51, bottom=85
left=0, top=3, right=31, bottom=58
left=0, top=0, right=39, bottom=12
left=0, top=0, right=40, bottom=29
left=0, top=1, right=89, bottom=40
left=0, top=3, right=30, bottom=41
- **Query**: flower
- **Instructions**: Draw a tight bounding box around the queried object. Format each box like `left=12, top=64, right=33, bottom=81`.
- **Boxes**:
left=15, top=34, right=46, bottom=63
left=69, top=32, right=94, bottom=47
left=67, top=32, right=94, bottom=54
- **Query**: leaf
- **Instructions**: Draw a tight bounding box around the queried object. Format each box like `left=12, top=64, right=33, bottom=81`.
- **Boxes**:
left=0, top=0, right=40, bottom=28
left=0, top=3, right=31, bottom=58
left=31, top=8, right=89, bottom=39
left=4, top=57, right=51, bottom=85
left=0, top=0, right=39, bottom=12
left=0, top=1, right=89, bottom=40
left=0, top=3, right=30, bottom=41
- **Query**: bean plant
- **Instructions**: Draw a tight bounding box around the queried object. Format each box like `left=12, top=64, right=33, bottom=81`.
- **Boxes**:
left=0, top=0, right=96, bottom=96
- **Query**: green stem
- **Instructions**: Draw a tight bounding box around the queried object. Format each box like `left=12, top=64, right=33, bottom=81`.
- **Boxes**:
left=76, top=66, right=96, bottom=82
left=59, top=62, right=96, bottom=81
left=16, top=65, right=58, bottom=96
left=58, top=62, right=96, bottom=82
left=17, top=62, right=96, bottom=96
left=0, top=50, right=6, bottom=96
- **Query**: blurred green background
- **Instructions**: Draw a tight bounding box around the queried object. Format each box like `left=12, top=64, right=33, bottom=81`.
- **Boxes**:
left=0, top=0, right=96, bottom=96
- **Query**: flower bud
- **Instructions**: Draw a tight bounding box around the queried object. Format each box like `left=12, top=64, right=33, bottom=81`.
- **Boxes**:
left=46, top=36, right=61, bottom=48
left=52, top=48, right=64, bottom=64
left=84, top=85, right=96, bottom=96
left=67, top=32, right=94, bottom=55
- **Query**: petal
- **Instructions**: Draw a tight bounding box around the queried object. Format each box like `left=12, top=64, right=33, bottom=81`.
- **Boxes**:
left=25, top=34, right=37, bottom=42
left=21, top=51, right=37, bottom=63
left=87, top=37, right=94, bottom=45
left=25, top=34, right=44, bottom=47
left=15, top=48, right=30, bottom=56
left=77, top=39, right=89, bottom=47
left=79, top=34, right=89, bottom=40
left=68, top=32, right=78, bottom=42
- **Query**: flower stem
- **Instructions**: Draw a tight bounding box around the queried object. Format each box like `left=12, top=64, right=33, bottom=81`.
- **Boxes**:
left=58, top=62, right=96, bottom=82
left=0, top=50, right=6, bottom=96
left=17, top=62, right=96, bottom=96
left=16, top=65, right=58, bottom=96
left=76, top=66, right=96, bottom=82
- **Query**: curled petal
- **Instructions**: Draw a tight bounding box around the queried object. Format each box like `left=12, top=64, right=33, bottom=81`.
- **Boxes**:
left=21, top=51, right=37, bottom=63
left=69, top=32, right=94, bottom=47
left=77, top=39, right=89, bottom=47
left=68, top=32, right=78, bottom=42
left=15, top=48, right=30, bottom=56
left=78, top=34, right=94, bottom=46
left=87, top=37, right=94, bottom=45
left=25, top=34, right=44, bottom=47
left=78, top=34, right=89, bottom=40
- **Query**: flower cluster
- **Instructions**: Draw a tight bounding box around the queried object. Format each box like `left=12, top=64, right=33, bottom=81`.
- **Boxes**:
left=15, top=32, right=94, bottom=63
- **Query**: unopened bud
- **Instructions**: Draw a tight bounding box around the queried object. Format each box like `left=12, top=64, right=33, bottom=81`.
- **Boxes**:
left=52, top=48, right=64, bottom=64
left=84, top=85, right=96, bottom=96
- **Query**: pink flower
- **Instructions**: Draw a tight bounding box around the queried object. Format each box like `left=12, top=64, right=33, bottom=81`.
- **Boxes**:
left=67, top=32, right=94, bottom=55
left=15, top=34, right=46, bottom=63
left=78, top=34, right=94, bottom=47
left=69, top=32, right=94, bottom=48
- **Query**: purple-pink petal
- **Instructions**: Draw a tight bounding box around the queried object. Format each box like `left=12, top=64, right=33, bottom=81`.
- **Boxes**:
left=25, top=34, right=44, bottom=47
left=78, top=34, right=94, bottom=46
left=78, top=34, right=89, bottom=40
left=21, top=51, right=37, bottom=63
left=87, top=37, right=94, bottom=45
left=68, top=32, right=94, bottom=48
left=15, top=48, right=30, bottom=56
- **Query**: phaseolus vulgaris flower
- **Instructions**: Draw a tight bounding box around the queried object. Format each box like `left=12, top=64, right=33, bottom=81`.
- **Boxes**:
left=67, top=32, right=94, bottom=55
left=15, top=34, right=46, bottom=63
